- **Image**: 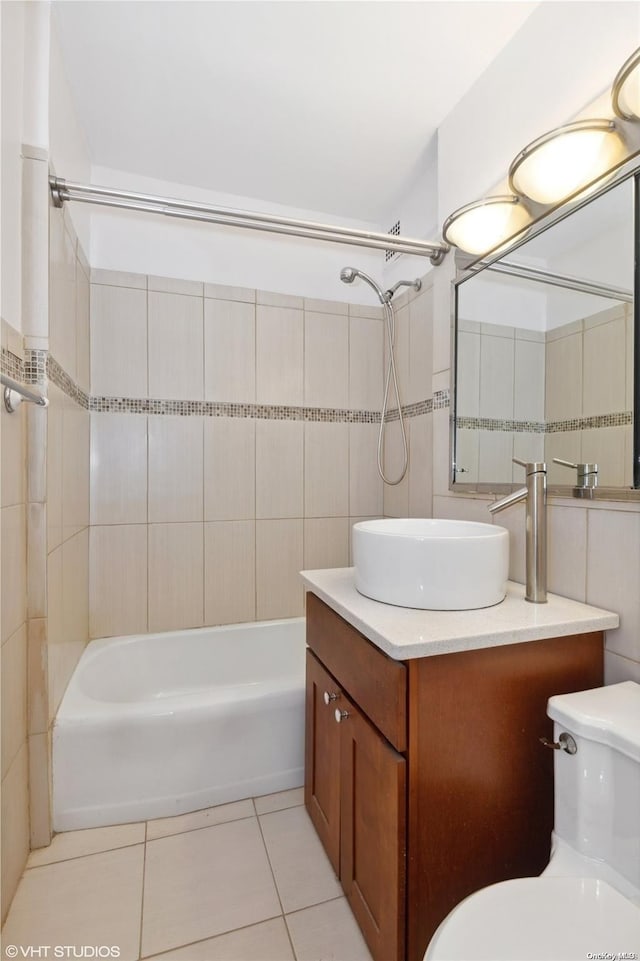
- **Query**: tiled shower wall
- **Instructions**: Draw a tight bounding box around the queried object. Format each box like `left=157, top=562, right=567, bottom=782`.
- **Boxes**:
left=88, top=272, right=388, bottom=637
left=1, top=323, right=29, bottom=921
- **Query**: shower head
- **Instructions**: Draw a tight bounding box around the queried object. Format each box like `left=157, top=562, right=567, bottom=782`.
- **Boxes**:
left=339, top=266, right=389, bottom=304
left=340, top=267, right=357, bottom=284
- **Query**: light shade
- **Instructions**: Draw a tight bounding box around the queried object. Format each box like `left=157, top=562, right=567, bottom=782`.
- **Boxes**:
left=612, top=47, right=640, bottom=120
left=508, top=119, right=626, bottom=205
left=442, top=195, right=532, bottom=256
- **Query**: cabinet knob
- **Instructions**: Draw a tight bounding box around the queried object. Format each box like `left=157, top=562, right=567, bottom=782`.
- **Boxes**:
left=335, top=708, right=350, bottom=723
left=323, top=691, right=339, bottom=705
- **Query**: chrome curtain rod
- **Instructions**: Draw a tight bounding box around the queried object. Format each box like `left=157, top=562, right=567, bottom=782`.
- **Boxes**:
left=2, top=373, right=48, bottom=412
left=50, top=177, right=448, bottom=265
left=485, top=259, right=633, bottom=303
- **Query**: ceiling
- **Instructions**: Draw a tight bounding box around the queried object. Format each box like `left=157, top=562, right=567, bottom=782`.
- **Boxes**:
left=52, top=1, right=538, bottom=225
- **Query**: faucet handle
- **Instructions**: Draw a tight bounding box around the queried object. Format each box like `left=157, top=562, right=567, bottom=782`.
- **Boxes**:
left=552, top=457, right=598, bottom=489
left=513, top=458, right=546, bottom=474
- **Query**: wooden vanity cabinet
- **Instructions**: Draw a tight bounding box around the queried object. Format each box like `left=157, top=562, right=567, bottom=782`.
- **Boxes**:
left=304, top=591, right=604, bottom=961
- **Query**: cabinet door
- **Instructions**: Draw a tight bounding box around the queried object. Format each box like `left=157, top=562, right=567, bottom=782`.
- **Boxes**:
left=305, top=650, right=342, bottom=874
left=340, top=693, right=406, bottom=961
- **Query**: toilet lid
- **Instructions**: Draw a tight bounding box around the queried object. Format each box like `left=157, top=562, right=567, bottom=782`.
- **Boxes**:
left=425, top=877, right=640, bottom=961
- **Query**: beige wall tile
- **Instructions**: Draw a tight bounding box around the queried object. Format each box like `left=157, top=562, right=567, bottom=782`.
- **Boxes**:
left=514, top=339, right=545, bottom=421
left=349, top=316, right=383, bottom=411
left=148, top=292, right=204, bottom=401
left=256, top=520, right=304, bottom=619
left=205, top=283, right=255, bottom=303
left=545, top=332, right=582, bottom=421
left=1, top=504, right=26, bottom=643
left=28, top=731, right=52, bottom=850
left=47, top=385, right=64, bottom=552
left=512, top=433, right=545, bottom=480
left=349, top=424, right=383, bottom=516
left=204, top=521, right=255, bottom=625
left=432, top=406, right=452, bottom=497
left=455, top=331, right=480, bottom=418
left=62, top=407, right=90, bottom=539
left=547, top=505, right=587, bottom=602
left=204, top=418, right=255, bottom=521
left=256, top=420, right=303, bottom=519
left=304, top=423, right=349, bottom=518
left=256, top=306, right=303, bottom=405
left=625, top=312, right=633, bottom=412
left=478, top=430, right=513, bottom=483
left=49, top=529, right=89, bottom=719
left=303, top=297, right=348, bottom=316
left=90, top=525, right=148, bottom=639
left=204, top=299, right=255, bottom=402
left=408, top=414, right=433, bottom=518
left=1, top=743, right=30, bottom=923
left=26, top=502, right=46, bottom=622
left=349, top=303, right=384, bottom=321
left=385, top=304, right=409, bottom=409
left=76, top=259, right=91, bottom=393
left=304, top=311, right=348, bottom=408
left=149, top=523, right=204, bottom=632
left=479, top=334, right=514, bottom=420
left=149, top=275, right=204, bottom=296
left=604, top=650, right=640, bottom=685
left=47, top=545, right=64, bottom=651
left=26, top=402, right=47, bottom=505
left=583, top=316, right=626, bottom=417
left=303, top=518, right=349, bottom=571
left=90, top=413, right=148, bottom=525
left=91, top=268, right=146, bottom=288
left=408, top=288, right=433, bottom=405
left=91, top=284, right=148, bottom=397
left=1, top=404, right=25, bottom=508
left=27, top=618, right=48, bottom=737
left=257, top=290, right=303, bottom=309
left=148, top=416, right=203, bottom=523
left=587, top=508, right=640, bottom=663
left=49, top=211, right=77, bottom=379
left=581, top=426, right=628, bottom=488
left=1, top=624, right=27, bottom=780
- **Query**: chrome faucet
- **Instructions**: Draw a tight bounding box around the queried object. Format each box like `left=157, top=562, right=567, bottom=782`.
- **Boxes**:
left=552, top=457, right=598, bottom=496
left=488, top=459, right=547, bottom=604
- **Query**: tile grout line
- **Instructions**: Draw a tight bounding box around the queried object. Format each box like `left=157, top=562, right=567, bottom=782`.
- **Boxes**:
left=138, top=821, right=149, bottom=960
left=254, top=808, right=299, bottom=961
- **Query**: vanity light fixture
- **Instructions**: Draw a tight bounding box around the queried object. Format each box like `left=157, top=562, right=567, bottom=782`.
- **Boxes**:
left=442, top=195, right=532, bottom=256
left=612, top=47, right=640, bottom=121
left=508, top=119, right=627, bottom=205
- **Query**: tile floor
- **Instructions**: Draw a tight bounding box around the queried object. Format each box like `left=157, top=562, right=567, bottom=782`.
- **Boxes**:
left=1, top=789, right=373, bottom=961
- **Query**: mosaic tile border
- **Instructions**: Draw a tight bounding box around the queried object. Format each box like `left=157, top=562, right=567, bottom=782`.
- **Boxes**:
left=30, top=349, right=452, bottom=423
left=1, top=346, right=23, bottom=381
left=456, top=411, right=633, bottom=434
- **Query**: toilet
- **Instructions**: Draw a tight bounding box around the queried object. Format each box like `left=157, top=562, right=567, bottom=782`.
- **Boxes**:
left=425, top=681, right=640, bottom=961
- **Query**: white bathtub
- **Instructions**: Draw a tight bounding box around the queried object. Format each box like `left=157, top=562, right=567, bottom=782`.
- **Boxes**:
left=53, top=618, right=306, bottom=831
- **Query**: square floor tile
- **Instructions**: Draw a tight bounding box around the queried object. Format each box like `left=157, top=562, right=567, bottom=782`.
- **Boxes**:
left=141, top=817, right=281, bottom=957
left=27, top=822, right=145, bottom=867
left=142, top=917, right=295, bottom=960
left=2, top=845, right=144, bottom=960
left=254, top=787, right=304, bottom=816
left=259, top=805, right=341, bottom=913
left=146, top=799, right=254, bottom=840
left=286, top=897, right=373, bottom=961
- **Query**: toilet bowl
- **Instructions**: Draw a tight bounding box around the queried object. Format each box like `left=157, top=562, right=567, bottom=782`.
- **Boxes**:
left=425, top=681, right=640, bottom=961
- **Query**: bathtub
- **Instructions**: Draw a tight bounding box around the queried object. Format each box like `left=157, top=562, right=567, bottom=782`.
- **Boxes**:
left=53, top=617, right=306, bottom=831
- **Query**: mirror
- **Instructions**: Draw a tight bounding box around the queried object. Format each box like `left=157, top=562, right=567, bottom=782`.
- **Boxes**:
left=452, top=168, right=637, bottom=496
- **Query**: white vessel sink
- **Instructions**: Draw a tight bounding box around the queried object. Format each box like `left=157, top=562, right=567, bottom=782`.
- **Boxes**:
left=352, top=518, right=509, bottom=611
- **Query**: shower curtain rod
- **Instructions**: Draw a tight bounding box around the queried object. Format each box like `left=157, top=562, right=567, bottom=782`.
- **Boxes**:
left=50, top=177, right=449, bottom=265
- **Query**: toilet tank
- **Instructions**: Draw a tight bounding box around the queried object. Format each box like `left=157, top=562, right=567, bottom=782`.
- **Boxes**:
left=548, top=681, right=640, bottom=891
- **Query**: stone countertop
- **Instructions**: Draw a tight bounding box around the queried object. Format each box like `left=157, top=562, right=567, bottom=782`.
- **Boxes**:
left=300, top=568, right=619, bottom=660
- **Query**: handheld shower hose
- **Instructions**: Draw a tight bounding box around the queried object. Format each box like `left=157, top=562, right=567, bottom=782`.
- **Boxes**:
left=340, top=267, right=421, bottom=485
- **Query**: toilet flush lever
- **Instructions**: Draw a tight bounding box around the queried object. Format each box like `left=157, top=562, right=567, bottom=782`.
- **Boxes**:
left=539, top=732, right=577, bottom=755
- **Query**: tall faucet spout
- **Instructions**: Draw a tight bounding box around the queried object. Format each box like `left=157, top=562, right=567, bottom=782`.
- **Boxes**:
left=488, top=460, right=547, bottom=603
